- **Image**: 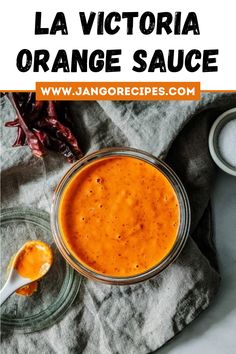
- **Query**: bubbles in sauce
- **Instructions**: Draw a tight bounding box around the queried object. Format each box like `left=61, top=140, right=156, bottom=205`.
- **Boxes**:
left=59, top=156, right=180, bottom=277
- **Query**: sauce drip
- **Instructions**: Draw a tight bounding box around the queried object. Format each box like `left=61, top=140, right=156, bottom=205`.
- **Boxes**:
left=16, top=282, right=38, bottom=296
left=59, top=156, right=180, bottom=277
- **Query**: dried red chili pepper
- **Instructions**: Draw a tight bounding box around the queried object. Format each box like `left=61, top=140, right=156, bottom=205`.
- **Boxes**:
left=3, top=93, right=83, bottom=162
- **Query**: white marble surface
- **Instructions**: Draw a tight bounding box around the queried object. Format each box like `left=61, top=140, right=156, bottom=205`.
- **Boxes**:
left=155, top=169, right=236, bottom=354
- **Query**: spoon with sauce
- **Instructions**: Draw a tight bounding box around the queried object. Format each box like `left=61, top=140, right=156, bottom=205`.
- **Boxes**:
left=0, top=240, right=53, bottom=306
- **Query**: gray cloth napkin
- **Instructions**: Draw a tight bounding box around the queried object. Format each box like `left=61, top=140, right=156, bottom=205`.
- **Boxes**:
left=1, top=93, right=236, bottom=354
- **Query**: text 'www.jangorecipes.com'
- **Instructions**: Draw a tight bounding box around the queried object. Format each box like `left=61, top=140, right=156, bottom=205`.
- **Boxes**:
left=36, top=82, right=200, bottom=101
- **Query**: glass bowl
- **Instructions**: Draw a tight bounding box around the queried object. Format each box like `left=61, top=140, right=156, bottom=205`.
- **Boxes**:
left=208, top=107, right=236, bottom=176
left=51, top=147, right=191, bottom=285
left=0, top=207, right=81, bottom=333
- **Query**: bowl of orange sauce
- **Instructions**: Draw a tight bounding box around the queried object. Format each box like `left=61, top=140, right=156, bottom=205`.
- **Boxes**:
left=51, top=148, right=190, bottom=285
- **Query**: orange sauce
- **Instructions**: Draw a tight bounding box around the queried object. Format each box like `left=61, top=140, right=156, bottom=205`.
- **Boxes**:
left=59, top=156, right=180, bottom=277
left=16, top=282, right=38, bottom=296
left=14, top=241, right=53, bottom=281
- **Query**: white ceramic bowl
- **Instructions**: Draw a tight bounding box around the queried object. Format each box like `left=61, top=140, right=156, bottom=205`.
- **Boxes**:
left=209, top=108, right=236, bottom=177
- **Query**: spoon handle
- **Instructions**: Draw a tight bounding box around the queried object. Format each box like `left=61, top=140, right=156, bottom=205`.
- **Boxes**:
left=0, top=281, right=16, bottom=306
left=0, top=270, right=30, bottom=306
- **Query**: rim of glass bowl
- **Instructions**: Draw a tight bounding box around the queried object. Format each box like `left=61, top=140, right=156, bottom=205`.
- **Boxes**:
left=51, top=147, right=191, bottom=285
left=208, top=107, right=236, bottom=176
